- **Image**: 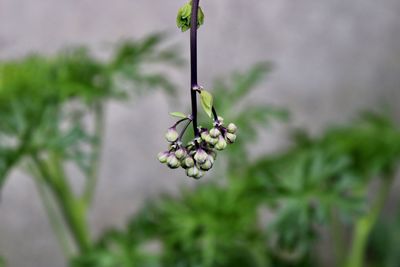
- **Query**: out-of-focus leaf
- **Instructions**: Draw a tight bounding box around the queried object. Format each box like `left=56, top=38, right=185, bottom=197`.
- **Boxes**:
left=170, top=112, right=187, bottom=119
left=200, top=90, right=213, bottom=118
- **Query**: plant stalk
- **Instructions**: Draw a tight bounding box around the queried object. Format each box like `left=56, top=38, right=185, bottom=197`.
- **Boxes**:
left=345, top=174, right=394, bottom=267
left=83, top=102, right=105, bottom=206
left=190, top=0, right=200, bottom=137
left=33, top=154, right=91, bottom=253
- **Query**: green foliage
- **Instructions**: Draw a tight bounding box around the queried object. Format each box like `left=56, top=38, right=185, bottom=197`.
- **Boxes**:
left=0, top=34, right=182, bottom=263
left=2, top=39, right=400, bottom=267
left=199, top=89, right=213, bottom=118
left=0, top=34, right=181, bottom=188
left=170, top=112, right=187, bottom=119
left=368, top=209, right=400, bottom=267
left=210, top=62, right=289, bottom=171
left=176, top=1, right=205, bottom=32
left=72, top=107, right=400, bottom=267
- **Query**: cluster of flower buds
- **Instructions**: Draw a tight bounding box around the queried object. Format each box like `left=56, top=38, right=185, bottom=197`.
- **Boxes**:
left=158, top=117, right=237, bottom=179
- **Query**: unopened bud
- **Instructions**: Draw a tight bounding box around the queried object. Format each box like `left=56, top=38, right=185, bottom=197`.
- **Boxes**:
left=165, top=127, right=179, bottom=143
left=194, top=148, right=208, bottom=164
left=157, top=151, right=169, bottom=163
left=186, top=166, right=200, bottom=178
left=226, top=133, right=237, bottom=144
left=167, top=154, right=180, bottom=169
left=215, top=136, right=227, bottom=150
left=201, top=130, right=209, bottom=141
left=200, top=158, right=213, bottom=171
left=194, top=170, right=204, bottom=179
left=227, top=123, right=237, bottom=134
left=209, top=128, right=221, bottom=138
left=175, top=148, right=187, bottom=159
left=183, top=156, right=195, bottom=168
left=206, top=135, right=218, bottom=146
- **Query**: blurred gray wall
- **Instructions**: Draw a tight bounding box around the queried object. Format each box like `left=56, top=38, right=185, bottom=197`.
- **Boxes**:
left=1, top=0, right=400, bottom=266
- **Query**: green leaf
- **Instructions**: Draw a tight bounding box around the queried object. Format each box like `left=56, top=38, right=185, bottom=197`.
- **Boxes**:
left=200, top=90, right=213, bottom=118
left=170, top=112, right=187, bottom=119
left=198, top=6, right=205, bottom=26
left=181, top=3, right=192, bottom=18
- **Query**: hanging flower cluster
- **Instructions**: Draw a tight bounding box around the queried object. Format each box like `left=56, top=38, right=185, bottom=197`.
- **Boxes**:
left=158, top=0, right=237, bottom=179
left=158, top=112, right=237, bottom=179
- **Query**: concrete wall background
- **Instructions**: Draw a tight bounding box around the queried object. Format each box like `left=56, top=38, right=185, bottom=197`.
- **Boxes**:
left=1, top=0, right=400, bottom=266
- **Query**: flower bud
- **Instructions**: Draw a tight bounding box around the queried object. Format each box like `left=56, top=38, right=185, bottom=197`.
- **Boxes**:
left=167, top=154, right=180, bottom=169
left=205, top=135, right=218, bottom=146
left=165, top=127, right=179, bottom=143
left=183, top=156, right=195, bottom=168
left=200, top=158, right=213, bottom=171
left=226, top=133, right=237, bottom=144
left=186, top=166, right=200, bottom=178
left=194, top=148, right=208, bottom=164
left=157, top=151, right=169, bottom=163
left=227, top=123, right=237, bottom=134
left=201, top=130, right=209, bottom=141
left=209, top=128, right=221, bottom=138
left=175, top=148, right=187, bottom=159
left=194, top=170, right=204, bottom=179
left=215, top=136, right=227, bottom=150
left=217, top=116, right=224, bottom=125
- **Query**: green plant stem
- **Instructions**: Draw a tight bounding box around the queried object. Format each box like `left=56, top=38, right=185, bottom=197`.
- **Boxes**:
left=32, top=171, right=72, bottom=257
left=345, top=174, right=394, bottom=267
left=330, top=208, right=346, bottom=266
left=32, top=154, right=92, bottom=253
left=83, top=102, right=105, bottom=206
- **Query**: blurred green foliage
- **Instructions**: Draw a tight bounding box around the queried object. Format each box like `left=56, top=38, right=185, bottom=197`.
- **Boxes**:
left=2, top=38, right=400, bottom=267
left=0, top=33, right=182, bottom=188
left=69, top=64, right=400, bottom=267
left=0, top=33, right=182, bottom=263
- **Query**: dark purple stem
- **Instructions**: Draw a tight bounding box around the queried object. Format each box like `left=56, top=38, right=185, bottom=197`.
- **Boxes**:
left=190, top=0, right=200, bottom=137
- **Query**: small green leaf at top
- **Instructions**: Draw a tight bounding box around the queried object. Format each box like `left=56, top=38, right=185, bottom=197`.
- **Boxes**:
left=176, top=2, right=205, bottom=32
left=170, top=112, right=187, bottom=119
left=200, top=90, right=213, bottom=118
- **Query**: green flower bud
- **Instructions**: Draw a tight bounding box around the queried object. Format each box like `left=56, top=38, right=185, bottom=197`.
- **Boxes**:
left=186, top=166, right=200, bottom=178
left=194, top=169, right=204, bottom=179
left=200, top=158, right=213, bottom=171
left=226, top=133, right=237, bottom=144
left=201, top=130, right=209, bottom=141
left=183, top=156, right=195, bottom=168
left=175, top=148, right=187, bottom=159
left=194, top=148, right=208, bottom=164
left=157, top=151, right=169, bottom=163
left=205, top=135, right=218, bottom=145
left=227, top=123, right=237, bottom=134
left=167, top=154, right=180, bottom=169
left=209, top=128, right=221, bottom=138
left=217, top=116, right=224, bottom=125
left=165, top=127, right=179, bottom=143
left=215, top=136, right=227, bottom=150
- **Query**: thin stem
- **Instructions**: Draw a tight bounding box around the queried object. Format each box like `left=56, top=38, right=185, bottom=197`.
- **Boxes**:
left=178, top=120, right=193, bottom=141
left=345, top=174, right=394, bottom=267
left=83, top=102, right=105, bottom=206
left=32, top=154, right=91, bottom=253
left=32, top=169, right=72, bottom=257
left=330, top=208, right=346, bottom=266
left=173, top=117, right=190, bottom=128
left=190, top=0, right=200, bottom=137
left=212, top=106, right=218, bottom=121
